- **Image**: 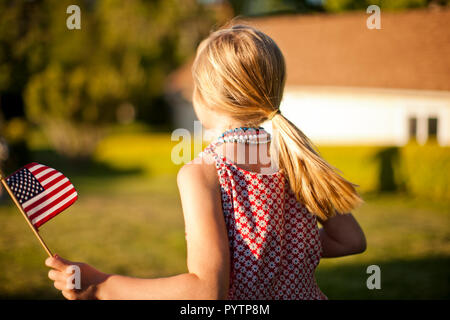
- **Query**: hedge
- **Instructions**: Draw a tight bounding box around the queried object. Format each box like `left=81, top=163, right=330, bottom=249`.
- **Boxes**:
left=94, top=132, right=450, bottom=203
left=318, top=142, right=450, bottom=202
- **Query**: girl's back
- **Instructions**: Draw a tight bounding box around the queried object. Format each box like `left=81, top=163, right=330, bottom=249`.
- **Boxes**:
left=200, top=130, right=326, bottom=299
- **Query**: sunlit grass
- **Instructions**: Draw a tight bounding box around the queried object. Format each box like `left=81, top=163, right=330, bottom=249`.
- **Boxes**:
left=316, top=194, right=450, bottom=299
left=0, top=174, right=187, bottom=299
left=0, top=130, right=448, bottom=299
left=93, top=133, right=182, bottom=176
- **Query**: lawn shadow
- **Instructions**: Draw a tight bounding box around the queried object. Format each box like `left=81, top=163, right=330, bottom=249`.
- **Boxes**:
left=372, top=147, right=401, bottom=193
left=0, top=287, right=62, bottom=300
left=1, top=255, right=448, bottom=299
left=29, top=148, right=144, bottom=179
left=316, top=254, right=450, bottom=299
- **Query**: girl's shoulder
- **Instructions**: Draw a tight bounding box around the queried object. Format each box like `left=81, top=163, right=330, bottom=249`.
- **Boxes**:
left=176, top=154, right=218, bottom=192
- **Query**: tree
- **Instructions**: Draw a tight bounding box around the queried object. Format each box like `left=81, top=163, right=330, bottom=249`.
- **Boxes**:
left=1, top=0, right=216, bottom=159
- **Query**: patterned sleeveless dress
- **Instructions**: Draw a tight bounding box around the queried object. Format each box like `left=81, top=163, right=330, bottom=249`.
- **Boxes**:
left=200, top=139, right=327, bottom=300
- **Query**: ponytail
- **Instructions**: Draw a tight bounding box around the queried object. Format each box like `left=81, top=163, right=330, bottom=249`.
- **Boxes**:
left=193, top=23, right=362, bottom=220
left=271, top=113, right=363, bottom=220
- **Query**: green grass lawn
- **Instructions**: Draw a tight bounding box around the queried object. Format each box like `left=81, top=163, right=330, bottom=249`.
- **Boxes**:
left=0, top=131, right=448, bottom=299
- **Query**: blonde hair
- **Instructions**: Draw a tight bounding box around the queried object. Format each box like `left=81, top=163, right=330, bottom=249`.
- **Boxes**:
left=192, top=24, right=362, bottom=220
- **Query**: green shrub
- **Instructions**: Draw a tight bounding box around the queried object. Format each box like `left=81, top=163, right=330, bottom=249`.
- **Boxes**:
left=319, top=143, right=450, bottom=202
left=318, top=145, right=379, bottom=193
left=401, top=142, right=450, bottom=202
left=93, top=131, right=450, bottom=202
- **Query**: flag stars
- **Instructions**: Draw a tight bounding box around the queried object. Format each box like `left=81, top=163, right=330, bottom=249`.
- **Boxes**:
left=6, top=168, right=44, bottom=204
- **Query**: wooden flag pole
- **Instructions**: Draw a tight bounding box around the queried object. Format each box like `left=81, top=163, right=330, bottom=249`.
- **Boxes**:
left=0, top=169, right=53, bottom=257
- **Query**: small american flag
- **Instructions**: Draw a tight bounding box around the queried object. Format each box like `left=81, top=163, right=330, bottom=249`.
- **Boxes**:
left=6, top=162, right=78, bottom=229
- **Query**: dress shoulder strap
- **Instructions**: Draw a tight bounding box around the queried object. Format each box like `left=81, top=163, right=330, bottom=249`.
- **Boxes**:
left=199, top=140, right=222, bottom=164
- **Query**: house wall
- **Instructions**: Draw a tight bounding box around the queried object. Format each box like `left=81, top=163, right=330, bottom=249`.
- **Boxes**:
left=168, top=86, right=450, bottom=146
left=279, top=87, right=450, bottom=146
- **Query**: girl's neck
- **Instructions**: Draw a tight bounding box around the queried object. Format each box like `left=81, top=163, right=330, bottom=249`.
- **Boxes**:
left=208, top=114, right=253, bottom=132
left=212, top=123, right=261, bottom=135
left=219, top=123, right=251, bottom=132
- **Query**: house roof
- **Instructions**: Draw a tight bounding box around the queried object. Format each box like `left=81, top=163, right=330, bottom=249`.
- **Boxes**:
left=166, top=8, right=450, bottom=101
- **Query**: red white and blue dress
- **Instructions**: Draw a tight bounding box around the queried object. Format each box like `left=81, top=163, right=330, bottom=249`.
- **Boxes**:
left=199, top=128, right=327, bottom=300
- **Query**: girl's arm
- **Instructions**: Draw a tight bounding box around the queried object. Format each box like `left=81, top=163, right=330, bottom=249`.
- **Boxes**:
left=46, top=157, right=230, bottom=300
left=317, top=213, right=366, bottom=258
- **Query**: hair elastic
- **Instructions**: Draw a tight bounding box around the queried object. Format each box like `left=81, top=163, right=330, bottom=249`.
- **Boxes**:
left=268, top=109, right=280, bottom=120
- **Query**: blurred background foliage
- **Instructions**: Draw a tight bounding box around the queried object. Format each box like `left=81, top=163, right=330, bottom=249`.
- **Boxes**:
left=1, top=0, right=448, bottom=165
left=0, top=0, right=216, bottom=161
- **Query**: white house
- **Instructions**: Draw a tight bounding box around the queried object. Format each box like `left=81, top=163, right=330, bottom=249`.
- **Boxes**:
left=280, top=86, right=450, bottom=146
left=165, top=8, right=450, bottom=146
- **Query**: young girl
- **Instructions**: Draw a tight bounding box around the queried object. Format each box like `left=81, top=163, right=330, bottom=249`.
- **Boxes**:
left=46, top=24, right=366, bottom=300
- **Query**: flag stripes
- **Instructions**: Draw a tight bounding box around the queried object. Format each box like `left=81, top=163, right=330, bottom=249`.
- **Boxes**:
left=6, top=162, right=78, bottom=229
left=22, top=175, right=67, bottom=208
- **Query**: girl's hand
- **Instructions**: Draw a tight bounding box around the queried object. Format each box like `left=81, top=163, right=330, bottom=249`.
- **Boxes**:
left=45, top=254, right=109, bottom=300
